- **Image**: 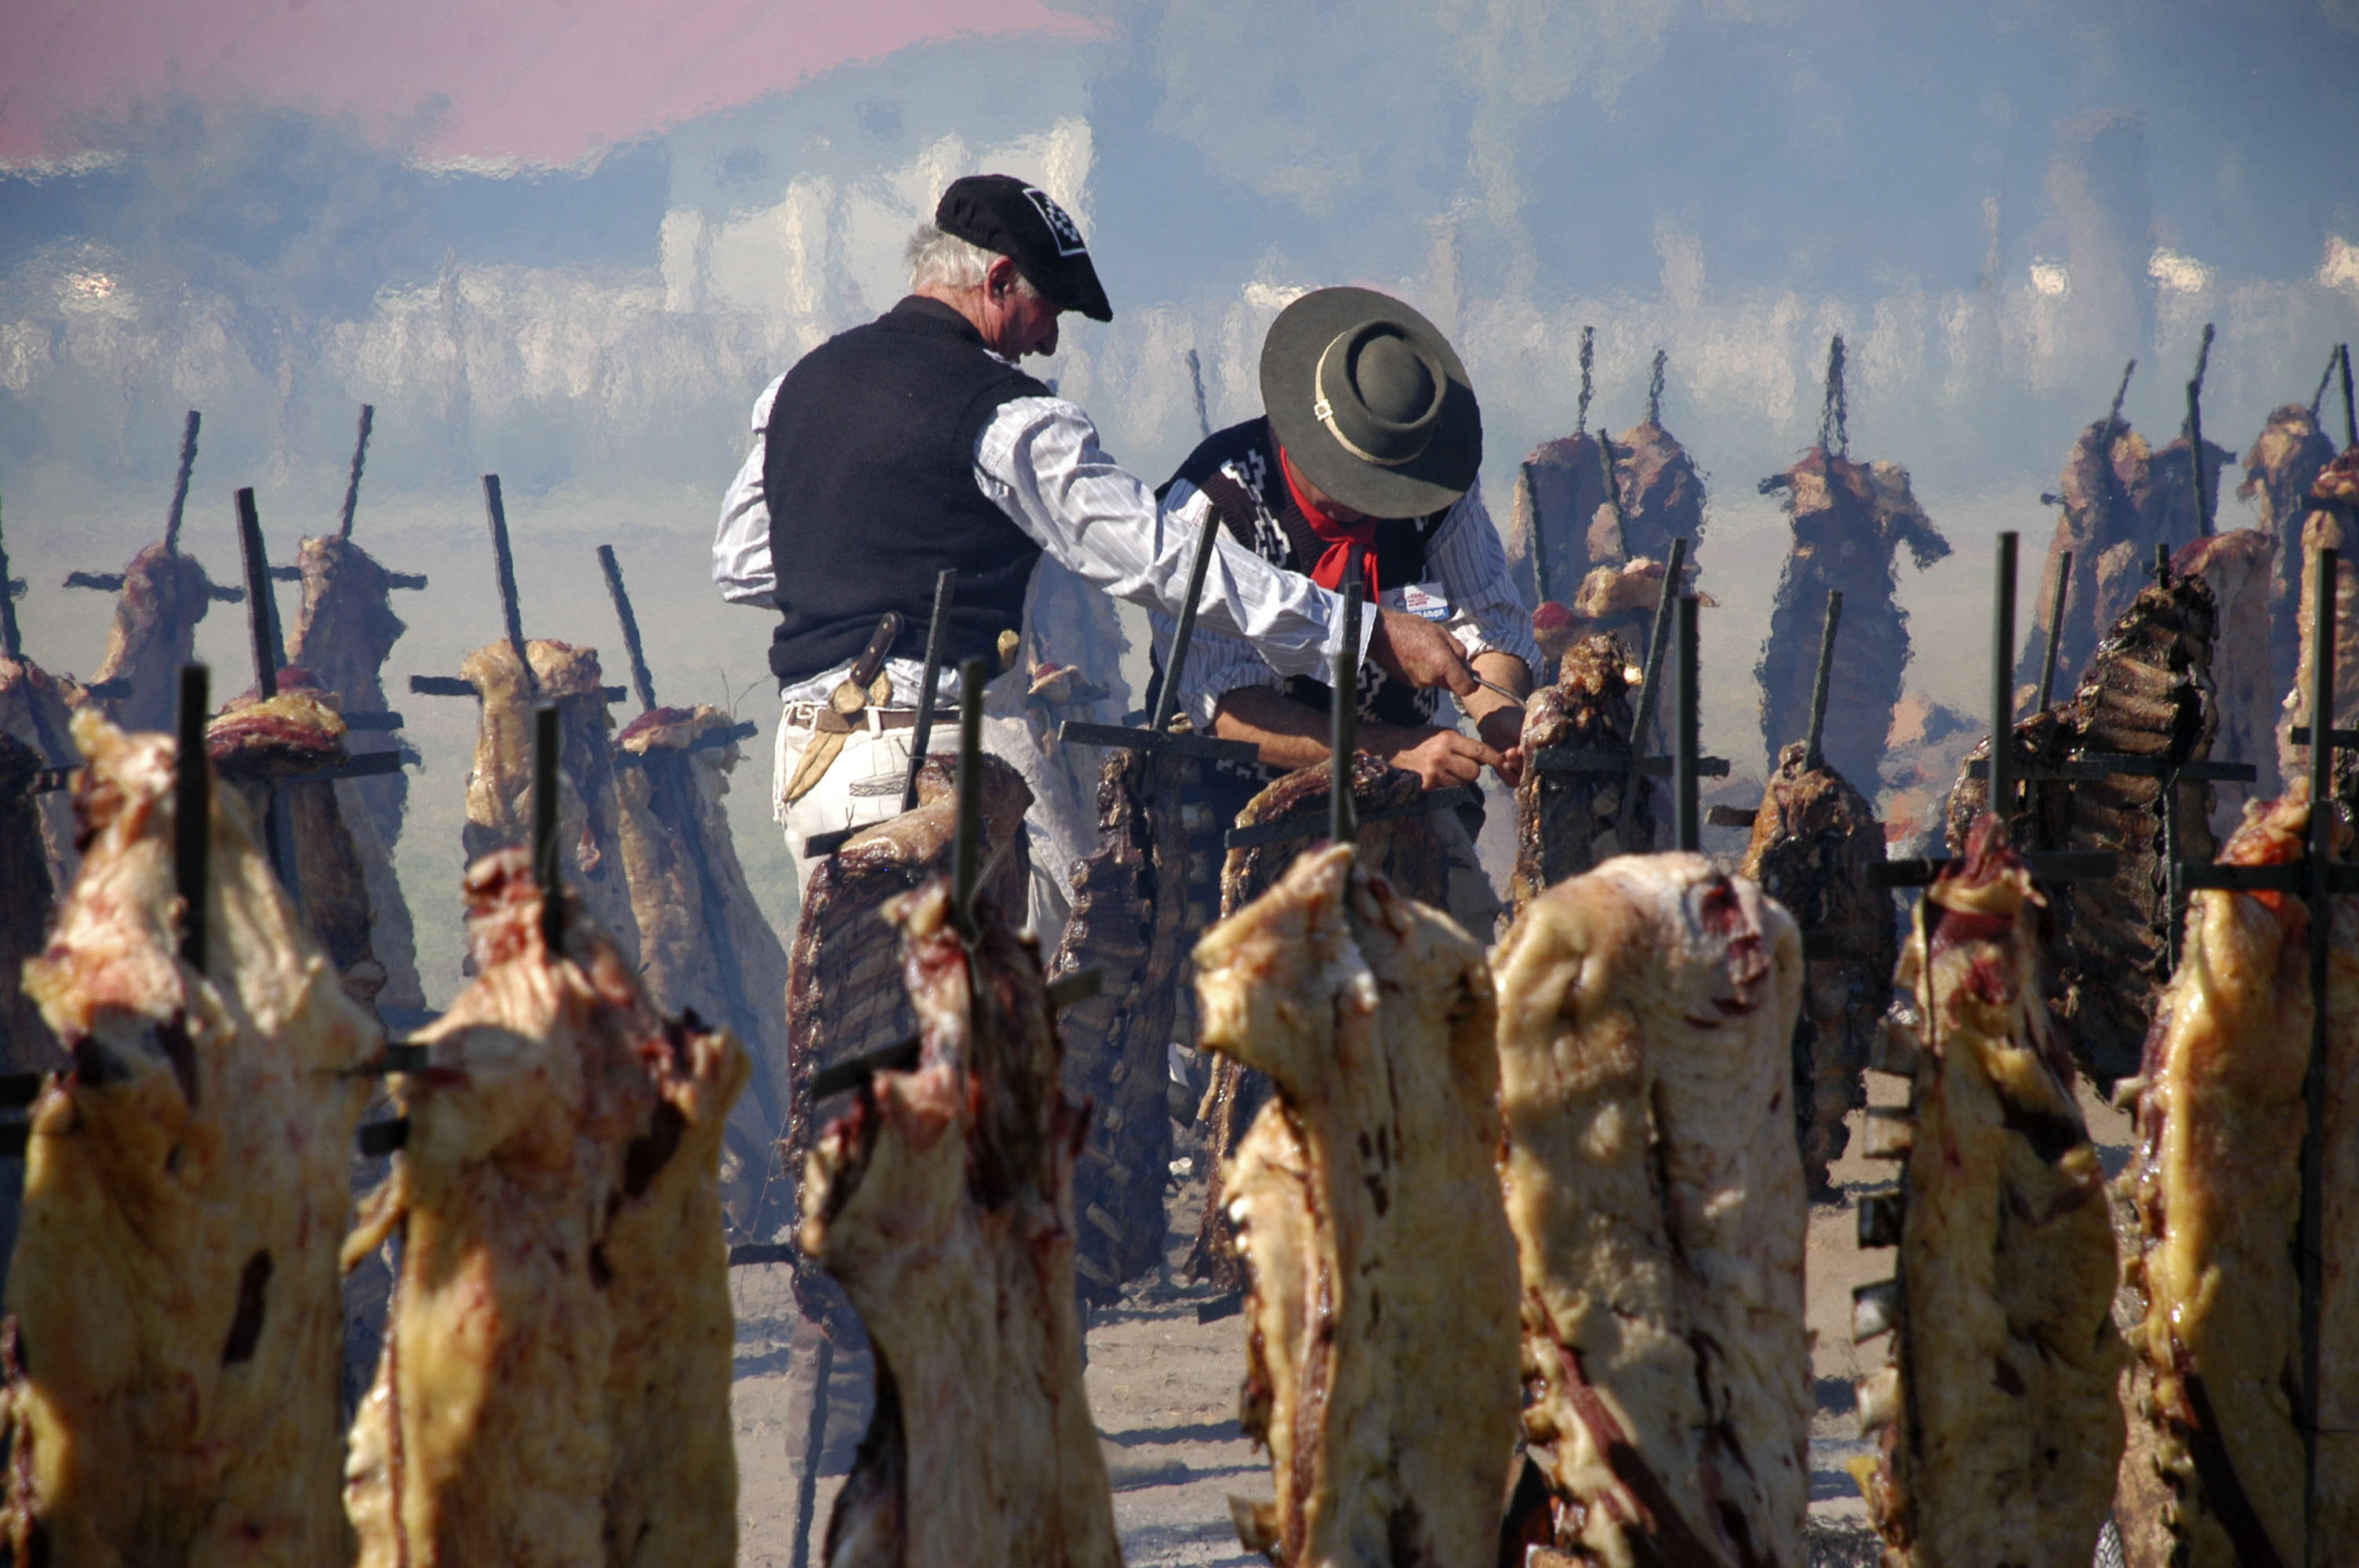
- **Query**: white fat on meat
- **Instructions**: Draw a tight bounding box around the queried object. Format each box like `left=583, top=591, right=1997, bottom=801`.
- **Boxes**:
left=342, top=847, right=746, bottom=1568
left=1195, top=843, right=1521, bottom=1567
left=7, top=710, right=376, bottom=1566
left=1493, top=850, right=1809, bottom=1567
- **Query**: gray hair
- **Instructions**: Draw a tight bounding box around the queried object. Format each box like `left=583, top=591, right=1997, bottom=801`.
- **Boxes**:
left=905, top=223, right=1040, bottom=297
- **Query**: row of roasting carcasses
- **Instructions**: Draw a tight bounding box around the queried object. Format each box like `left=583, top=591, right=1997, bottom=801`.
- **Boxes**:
left=22, top=679, right=2349, bottom=1568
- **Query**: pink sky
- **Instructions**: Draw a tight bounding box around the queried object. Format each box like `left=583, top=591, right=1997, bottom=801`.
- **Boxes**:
left=1, top=0, right=1092, bottom=167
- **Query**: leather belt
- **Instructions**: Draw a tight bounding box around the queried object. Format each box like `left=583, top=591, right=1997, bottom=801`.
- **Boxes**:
left=783, top=702, right=922, bottom=732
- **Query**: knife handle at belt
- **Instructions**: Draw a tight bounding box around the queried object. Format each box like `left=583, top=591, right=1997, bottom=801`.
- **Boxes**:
left=851, top=612, right=903, bottom=691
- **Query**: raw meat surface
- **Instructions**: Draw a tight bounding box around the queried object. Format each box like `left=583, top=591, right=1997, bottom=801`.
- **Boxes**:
left=343, top=847, right=746, bottom=1568
left=1495, top=850, right=1809, bottom=1566
left=1197, top=843, right=1519, bottom=1567
left=798, top=879, right=1118, bottom=1568
left=5, top=710, right=376, bottom=1567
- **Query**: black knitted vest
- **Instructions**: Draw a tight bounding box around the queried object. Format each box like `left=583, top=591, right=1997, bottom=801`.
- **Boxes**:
left=764, top=296, right=1047, bottom=687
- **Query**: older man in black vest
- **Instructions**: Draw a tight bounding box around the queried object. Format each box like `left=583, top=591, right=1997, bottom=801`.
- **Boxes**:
left=714, top=176, right=1477, bottom=927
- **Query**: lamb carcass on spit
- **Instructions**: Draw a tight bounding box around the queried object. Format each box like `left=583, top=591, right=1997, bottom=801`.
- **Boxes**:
left=286, top=532, right=423, bottom=1011
left=5, top=710, right=376, bottom=1566
left=1508, top=431, right=1614, bottom=610
left=207, top=677, right=388, bottom=1008
left=1189, top=754, right=1448, bottom=1294
left=0, top=652, right=83, bottom=891
left=2017, top=415, right=2152, bottom=710
left=612, top=702, right=794, bottom=1233
left=1198, top=842, right=1519, bottom=1566
left=1848, top=818, right=2127, bottom=1568
left=1494, top=851, right=1809, bottom=1566
left=783, top=754, right=1031, bottom=1334
left=89, top=543, right=231, bottom=735
left=1510, top=632, right=1654, bottom=920
left=2117, top=789, right=2359, bottom=1567
left=460, top=638, right=641, bottom=969
left=1045, top=742, right=1198, bottom=1305
left=343, top=848, right=747, bottom=1568
left=2240, top=403, right=2337, bottom=697
left=1757, top=449, right=1950, bottom=793
left=798, top=878, right=1119, bottom=1568
left=1739, top=741, right=1896, bottom=1192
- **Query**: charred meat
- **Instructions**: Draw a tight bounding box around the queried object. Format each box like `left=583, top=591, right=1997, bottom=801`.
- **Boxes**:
left=1511, top=633, right=1652, bottom=917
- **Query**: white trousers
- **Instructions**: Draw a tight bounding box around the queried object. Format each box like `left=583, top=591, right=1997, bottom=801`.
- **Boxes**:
left=774, top=690, right=1091, bottom=939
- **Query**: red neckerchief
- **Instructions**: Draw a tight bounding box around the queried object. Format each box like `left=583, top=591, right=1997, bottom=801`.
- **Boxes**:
left=1279, top=447, right=1379, bottom=594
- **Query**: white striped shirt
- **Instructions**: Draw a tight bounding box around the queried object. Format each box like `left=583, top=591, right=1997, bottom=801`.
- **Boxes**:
left=714, top=388, right=1375, bottom=705
left=1149, top=475, right=1541, bottom=728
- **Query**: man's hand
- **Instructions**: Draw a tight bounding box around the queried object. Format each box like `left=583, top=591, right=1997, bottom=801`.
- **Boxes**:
left=1381, top=726, right=1503, bottom=790
left=1368, top=608, right=1478, bottom=696
left=1476, top=706, right=1527, bottom=789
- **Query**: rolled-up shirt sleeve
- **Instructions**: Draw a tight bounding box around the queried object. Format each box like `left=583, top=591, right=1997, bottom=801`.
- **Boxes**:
left=974, top=395, right=1373, bottom=680
left=712, top=375, right=785, bottom=607
left=1428, top=480, right=1543, bottom=671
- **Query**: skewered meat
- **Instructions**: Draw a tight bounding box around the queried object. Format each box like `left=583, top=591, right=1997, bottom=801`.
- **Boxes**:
left=1508, top=433, right=1613, bottom=608
left=1848, top=818, right=2127, bottom=1568
left=1511, top=633, right=1653, bottom=917
left=1757, top=449, right=1950, bottom=793
left=2119, top=789, right=2359, bottom=1566
left=798, top=878, right=1118, bottom=1568
left=1190, top=754, right=1449, bottom=1291
left=0, top=653, right=80, bottom=895
left=1740, top=742, right=1897, bottom=1192
left=0, top=733, right=56, bottom=1074
left=1045, top=744, right=1197, bottom=1303
left=206, top=680, right=388, bottom=1007
left=2018, top=419, right=2154, bottom=708
left=783, top=755, right=1032, bottom=1335
left=2141, top=433, right=2236, bottom=556
left=2055, top=573, right=2219, bottom=1091
left=1495, top=851, right=1808, bottom=1566
left=1198, top=843, right=1518, bottom=1566
left=343, top=847, right=747, bottom=1568
left=460, top=638, right=641, bottom=970
left=5, top=710, right=376, bottom=1566
left=90, top=543, right=225, bottom=735
left=1943, top=710, right=2077, bottom=858
left=2280, top=451, right=2359, bottom=793
left=1612, top=415, right=1708, bottom=567
left=612, top=702, right=794, bottom=1232
left=2241, top=405, right=2338, bottom=697
left=287, top=533, right=423, bottom=1011
left=2174, top=528, right=2280, bottom=826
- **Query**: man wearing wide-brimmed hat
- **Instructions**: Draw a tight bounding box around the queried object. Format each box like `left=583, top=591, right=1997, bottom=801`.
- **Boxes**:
left=1149, top=285, right=1537, bottom=922
left=713, top=179, right=1479, bottom=927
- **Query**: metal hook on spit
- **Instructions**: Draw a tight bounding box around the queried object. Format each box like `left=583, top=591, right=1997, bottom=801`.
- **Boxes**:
left=176, top=663, right=210, bottom=971
left=1989, top=532, right=2019, bottom=837
left=1329, top=563, right=1364, bottom=847
left=902, top=569, right=958, bottom=815
left=1674, top=592, right=1701, bottom=853
left=1802, top=590, right=1843, bottom=775
left=950, top=655, right=987, bottom=939
left=2035, top=549, right=2074, bottom=716
left=533, top=702, right=563, bottom=956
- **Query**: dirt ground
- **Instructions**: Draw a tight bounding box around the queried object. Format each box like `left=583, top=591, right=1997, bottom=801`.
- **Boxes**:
left=720, top=1080, right=2142, bottom=1567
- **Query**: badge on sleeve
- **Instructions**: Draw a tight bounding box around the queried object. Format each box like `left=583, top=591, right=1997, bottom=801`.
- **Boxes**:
left=1394, top=581, right=1452, bottom=622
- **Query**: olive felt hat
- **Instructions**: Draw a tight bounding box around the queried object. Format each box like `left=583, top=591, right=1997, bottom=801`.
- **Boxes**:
left=1259, top=285, right=1481, bottom=518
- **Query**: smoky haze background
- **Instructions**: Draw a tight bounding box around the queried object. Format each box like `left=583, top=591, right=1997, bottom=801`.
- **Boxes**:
left=3, top=0, right=2357, bottom=1004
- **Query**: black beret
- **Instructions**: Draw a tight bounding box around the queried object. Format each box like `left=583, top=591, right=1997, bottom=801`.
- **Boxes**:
left=933, top=174, right=1112, bottom=324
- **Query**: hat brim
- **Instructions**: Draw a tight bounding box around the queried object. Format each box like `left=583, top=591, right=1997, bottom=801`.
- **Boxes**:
left=1259, top=286, right=1481, bottom=519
